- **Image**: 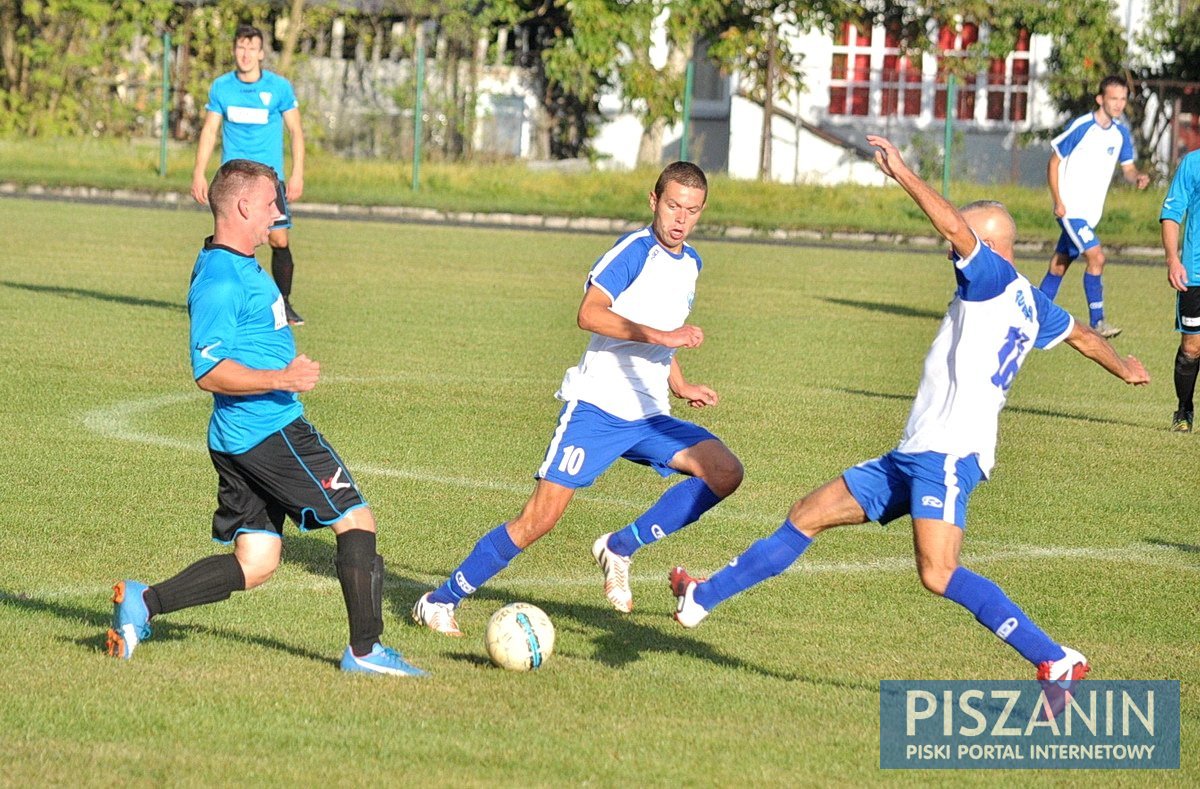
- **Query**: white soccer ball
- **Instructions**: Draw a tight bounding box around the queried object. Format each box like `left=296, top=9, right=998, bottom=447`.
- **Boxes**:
left=485, top=602, right=555, bottom=671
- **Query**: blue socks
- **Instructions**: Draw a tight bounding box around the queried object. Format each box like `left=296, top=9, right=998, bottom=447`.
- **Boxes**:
left=942, top=567, right=1065, bottom=666
left=1083, top=272, right=1105, bottom=326
left=1039, top=271, right=1063, bottom=300
left=606, top=476, right=722, bottom=557
left=693, top=521, right=812, bottom=611
left=428, top=524, right=521, bottom=605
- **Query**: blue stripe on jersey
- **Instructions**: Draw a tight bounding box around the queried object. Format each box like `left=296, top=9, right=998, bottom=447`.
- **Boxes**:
left=1050, top=115, right=1094, bottom=158
left=1029, top=286, right=1073, bottom=349
left=188, top=241, right=302, bottom=454
left=587, top=227, right=702, bottom=301
left=952, top=237, right=1017, bottom=302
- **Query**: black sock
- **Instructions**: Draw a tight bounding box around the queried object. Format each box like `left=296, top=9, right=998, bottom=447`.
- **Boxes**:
left=335, top=529, right=384, bottom=656
left=1175, top=348, right=1199, bottom=413
left=149, top=554, right=246, bottom=616
left=271, top=245, right=295, bottom=299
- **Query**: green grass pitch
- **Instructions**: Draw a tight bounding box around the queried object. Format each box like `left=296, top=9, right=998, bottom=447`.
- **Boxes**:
left=0, top=197, right=1194, bottom=784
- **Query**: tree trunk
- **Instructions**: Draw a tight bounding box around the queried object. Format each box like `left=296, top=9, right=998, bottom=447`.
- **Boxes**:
left=759, top=26, right=775, bottom=181
left=278, top=0, right=305, bottom=75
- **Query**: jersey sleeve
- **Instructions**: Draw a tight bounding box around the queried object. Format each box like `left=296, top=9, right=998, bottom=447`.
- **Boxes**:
left=952, top=235, right=1017, bottom=302
left=587, top=238, right=647, bottom=301
left=189, top=267, right=242, bottom=381
left=1030, top=286, right=1074, bottom=350
left=279, top=77, right=299, bottom=113
left=1162, top=154, right=1196, bottom=225
left=1118, top=125, right=1135, bottom=166
left=1050, top=118, right=1088, bottom=158
left=205, top=78, right=224, bottom=115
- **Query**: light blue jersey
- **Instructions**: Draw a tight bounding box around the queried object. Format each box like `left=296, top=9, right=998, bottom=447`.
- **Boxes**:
left=1161, top=149, right=1200, bottom=287
left=206, top=70, right=298, bottom=178
left=188, top=240, right=302, bottom=454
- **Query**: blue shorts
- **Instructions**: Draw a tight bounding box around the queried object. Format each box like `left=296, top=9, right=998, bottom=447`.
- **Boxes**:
left=1054, top=217, right=1100, bottom=259
left=842, top=450, right=984, bottom=529
left=536, top=400, right=717, bottom=489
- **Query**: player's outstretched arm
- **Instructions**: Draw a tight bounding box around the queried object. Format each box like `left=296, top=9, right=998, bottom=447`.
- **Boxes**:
left=668, top=357, right=718, bottom=408
left=1063, top=322, right=1149, bottom=385
left=577, top=285, right=703, bottom=349
left=197, top=354, right=320, bottom=395
left=866, top=134, right=976, bottom=259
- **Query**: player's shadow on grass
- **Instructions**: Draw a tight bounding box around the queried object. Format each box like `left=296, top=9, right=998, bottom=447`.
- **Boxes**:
left=821, top=296, right=945, bottom=321
left=839, top=388, right=1146, bottom=430
left=1144, top=537, right=1200, bottom=555
left=1, top=280, right=184, bottom=312
left=0, top=587, right=337, bottom=666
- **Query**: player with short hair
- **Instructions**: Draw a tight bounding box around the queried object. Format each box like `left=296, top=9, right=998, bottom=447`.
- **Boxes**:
left=669, top=136, right=1148, bottom=684
left=1039, top=75, right=1151, bottom=338
left=192, top=24, right=307, bottom=326
left=107, top=158, right=424, bottom=677
left=1160, top=148, right=1200, bottom=432
left=412, top=161, right=744, bottom=635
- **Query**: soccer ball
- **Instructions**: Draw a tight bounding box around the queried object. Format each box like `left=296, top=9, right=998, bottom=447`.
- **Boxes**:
left=485, top=602, right=555, bottom=671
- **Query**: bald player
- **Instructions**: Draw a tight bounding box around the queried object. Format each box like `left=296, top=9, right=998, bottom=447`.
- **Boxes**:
left=669, top=135, right=1148, bottom=685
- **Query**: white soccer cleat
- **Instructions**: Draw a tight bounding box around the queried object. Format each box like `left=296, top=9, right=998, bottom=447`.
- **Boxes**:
left=669, top=566, right=709, bottom=629
left=411, top=592, right=463, bottom=637
left=1037, top=646, right=1090, bottom=684
left=592, top=533, right=633, bottom=613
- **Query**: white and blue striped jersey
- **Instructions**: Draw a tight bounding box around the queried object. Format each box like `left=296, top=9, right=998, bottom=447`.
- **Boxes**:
left=1161, top=149, right=1200, bottom=287
left=188, top=239, right=302, bottom=454
left=557, top=227, right=701, bottom=421
left=206, top=70, right=298, bottom=179
left=1051, top=113, right=1135, bottom=226
left=896, top=238, right=1074, bottom=477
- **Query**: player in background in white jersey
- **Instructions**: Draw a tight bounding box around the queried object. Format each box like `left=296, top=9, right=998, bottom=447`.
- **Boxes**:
left=670, top=136, right=1148, bottom=685
left=1039, top=75, right=1151, bottom=338
left=412, top=162, right=744, bottom=635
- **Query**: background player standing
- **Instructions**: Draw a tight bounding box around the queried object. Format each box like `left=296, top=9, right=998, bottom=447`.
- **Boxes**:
left=191, top=24, right=307, bottom=326
left=107, top=159, right=423, bottom=677
left=412, top=162, right=743, bottom=636
left=1160, top=147, right=1200, bottom=432
left=670, top=135, right=1148, bottom=684
left=1038, top=75, right=1151, bottom=338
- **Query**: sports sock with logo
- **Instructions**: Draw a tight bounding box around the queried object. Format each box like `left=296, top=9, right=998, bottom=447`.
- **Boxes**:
left=942, top=566, right=1065, bottom=665
left=335, top=528, right=384, bottom=656
left=1083, top=272, right=1105, bottom=326
left=271, top=245, right=295, bottom=299
left=427, top=523, right=521, bottom=605
left=693, top=521, right=812, bottom=611
left=1174, top=347, right=1199, bottom=412
left=148, top=553, right=246, bottom=616
left=1039, top=271, right=1063, bottom=301
left=606, top=476, right=722, bottom=557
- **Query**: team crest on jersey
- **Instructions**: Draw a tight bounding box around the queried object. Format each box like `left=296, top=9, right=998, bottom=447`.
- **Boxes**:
left=1106, top=145, right=1115, bottom=155
left=1014, top=289, right=1033, bottom=321
left=259, top=92, right=272, bottom=106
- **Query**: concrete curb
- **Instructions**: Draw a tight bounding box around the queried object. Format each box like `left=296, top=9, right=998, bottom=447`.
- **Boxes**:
left=0, top=180, right=1163, bottom=260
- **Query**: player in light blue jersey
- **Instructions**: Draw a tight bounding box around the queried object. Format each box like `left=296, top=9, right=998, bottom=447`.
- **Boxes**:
left=1039, top=75, right=1150, bottom=338
left=192, top=25, right=308, bottom=327
left=412, top=162, right=744, bottom=636
left=670, top=136, right=1148, bottom=686
left=106, top=160, right=424, bottom=677
left=1160, top=148, right=1200, bottom=432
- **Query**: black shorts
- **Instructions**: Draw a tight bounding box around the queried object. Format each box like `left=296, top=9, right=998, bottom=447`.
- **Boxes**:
left=1177, top=288, right=1200, bottom=334
left=271, top=179, right=293, bottom=230
left=208, top=418, right=366, bottom=544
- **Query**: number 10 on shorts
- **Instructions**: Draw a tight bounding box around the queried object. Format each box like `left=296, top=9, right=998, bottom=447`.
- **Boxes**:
left=558, top=445, right=586, bottom=476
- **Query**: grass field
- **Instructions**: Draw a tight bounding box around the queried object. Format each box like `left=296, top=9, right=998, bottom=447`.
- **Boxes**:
left=0, top=196, right=1194, bottom=785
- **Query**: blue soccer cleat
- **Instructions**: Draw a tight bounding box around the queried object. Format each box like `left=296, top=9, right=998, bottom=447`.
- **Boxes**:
left=106, top=580, right=152, bottom=660
left=340, top=643, right=428, bottom=677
